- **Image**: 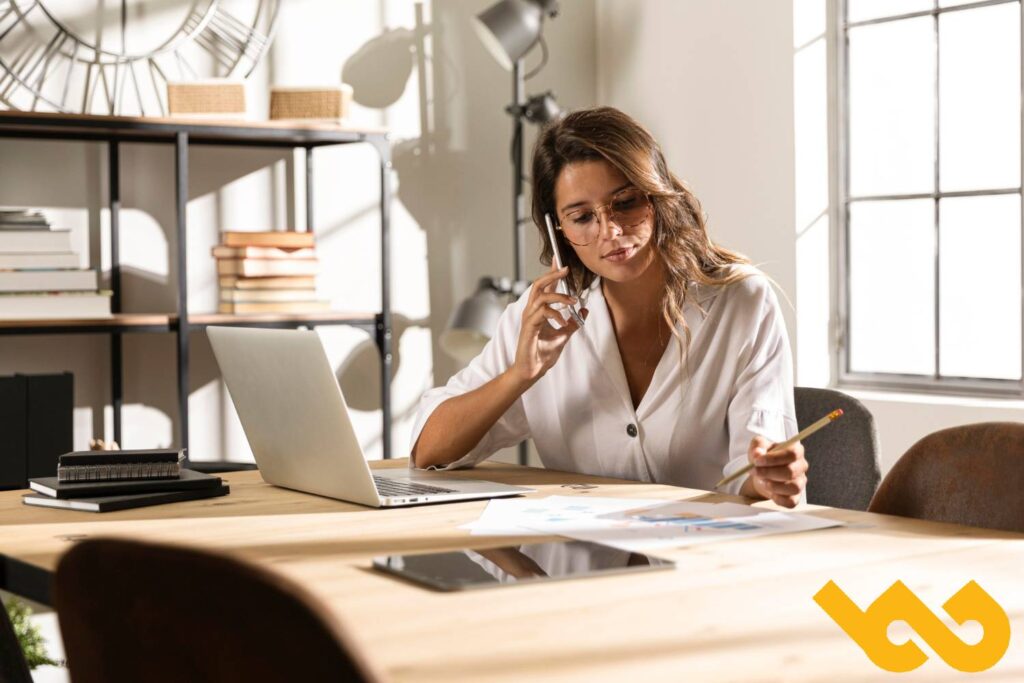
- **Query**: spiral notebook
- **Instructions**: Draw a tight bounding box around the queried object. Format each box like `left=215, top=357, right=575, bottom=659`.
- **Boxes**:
left=56, top=449, right=184, bottom=483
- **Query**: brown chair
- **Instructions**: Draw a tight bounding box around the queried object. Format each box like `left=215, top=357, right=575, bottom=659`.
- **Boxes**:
left=53, top=538, right=383, bottom=683
left=868, top=422, right=1024, bottom=533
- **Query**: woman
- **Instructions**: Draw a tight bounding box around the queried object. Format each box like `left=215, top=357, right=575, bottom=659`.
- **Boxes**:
left=411, top=107, right=807, bottom=507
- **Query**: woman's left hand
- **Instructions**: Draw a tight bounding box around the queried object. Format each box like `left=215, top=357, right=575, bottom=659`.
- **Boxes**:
left=746, top=436, right=808, bottom=508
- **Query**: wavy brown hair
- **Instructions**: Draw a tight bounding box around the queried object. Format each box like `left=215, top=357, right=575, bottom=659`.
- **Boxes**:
left=531, top=106, right=751, bottom=349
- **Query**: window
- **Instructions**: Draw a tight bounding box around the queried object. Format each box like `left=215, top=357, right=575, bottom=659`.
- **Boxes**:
left=838, top=0, right=1024, bottom=396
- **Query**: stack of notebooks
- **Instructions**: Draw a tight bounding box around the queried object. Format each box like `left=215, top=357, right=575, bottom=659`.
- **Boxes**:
left=0, top=208, right=111, bottom=319
left=22, top=449, right=229, bottom=512
left=213, top=231, right=328, bottom=314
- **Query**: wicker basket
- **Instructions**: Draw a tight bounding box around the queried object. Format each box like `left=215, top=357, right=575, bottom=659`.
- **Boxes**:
left=167, top=80, right=247, bottom=118
left=269, top=85, right=353, bottom=121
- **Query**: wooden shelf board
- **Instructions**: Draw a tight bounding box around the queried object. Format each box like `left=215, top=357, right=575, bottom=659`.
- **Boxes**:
left=0, top=111, right=387, bottom=146
left=0, top=311, right=378, bottom=333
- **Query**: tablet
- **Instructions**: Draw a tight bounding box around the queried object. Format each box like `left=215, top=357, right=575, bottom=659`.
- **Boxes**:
left=372, top=539, right=674, bottom=591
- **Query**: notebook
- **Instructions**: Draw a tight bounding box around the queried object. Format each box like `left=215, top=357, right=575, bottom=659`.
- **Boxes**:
left=57, top=449, right=185, bottom=482
left=22, top=484, right=230, bottom=512
left=30, top=468, right=222, bottom=499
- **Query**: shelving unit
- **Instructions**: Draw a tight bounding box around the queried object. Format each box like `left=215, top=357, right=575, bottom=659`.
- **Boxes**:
left=0, top=111, right=394, bottom=461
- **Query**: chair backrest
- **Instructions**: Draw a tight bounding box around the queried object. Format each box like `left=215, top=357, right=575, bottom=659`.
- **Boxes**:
left=0, top=599, right=33, bottom=683
left=868, top=422, right=1024, bottom=533
left=795, top=387, right=881, bottom=510
left=54, top=538, right=382, bottom=683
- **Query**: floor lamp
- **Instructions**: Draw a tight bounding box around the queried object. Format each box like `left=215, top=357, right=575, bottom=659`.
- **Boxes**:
left=441, top=0, right=563, bottom=466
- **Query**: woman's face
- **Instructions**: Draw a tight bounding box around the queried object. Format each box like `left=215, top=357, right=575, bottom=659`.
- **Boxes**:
left=553, top=159, right=657, bottom=284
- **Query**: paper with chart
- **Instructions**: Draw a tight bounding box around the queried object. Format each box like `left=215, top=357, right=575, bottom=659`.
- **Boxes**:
left=460, top=496, right=669, bottom=536
left=461, top=496, right=842, bottom=552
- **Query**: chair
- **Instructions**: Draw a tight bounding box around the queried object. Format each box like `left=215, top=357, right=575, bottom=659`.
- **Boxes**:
left=0, top=598, right=33, bottom=683
left=53, top=539, right=382, bottom=683
left=868, top=422, right=1024, bottom=533
left=794, top=387, right=881, bottom=510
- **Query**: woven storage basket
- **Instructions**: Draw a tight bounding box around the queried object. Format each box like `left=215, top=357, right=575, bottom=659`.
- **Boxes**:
left=270, top=85, right=353, bottom=121
left=167, top=80, right=246, bottom=118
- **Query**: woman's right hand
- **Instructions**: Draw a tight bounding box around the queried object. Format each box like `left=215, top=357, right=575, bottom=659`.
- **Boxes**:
left=509, top=265, right=587, bottom=387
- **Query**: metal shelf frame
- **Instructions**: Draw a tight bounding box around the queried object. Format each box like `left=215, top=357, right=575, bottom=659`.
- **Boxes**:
left=0, top=113, right=394, bottom=461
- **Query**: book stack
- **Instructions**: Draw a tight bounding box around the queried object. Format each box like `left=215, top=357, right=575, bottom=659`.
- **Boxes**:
left=0, top=208, right=111, bottom=319
left=23, top=449, right=229, bottom=512
left=214, top=231, right=328, bottom=314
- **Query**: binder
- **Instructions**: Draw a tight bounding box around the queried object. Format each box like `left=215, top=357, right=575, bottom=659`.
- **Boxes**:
left=0, top=375, right=27, bottom=489
left=24, top=372, right=73, bottom=479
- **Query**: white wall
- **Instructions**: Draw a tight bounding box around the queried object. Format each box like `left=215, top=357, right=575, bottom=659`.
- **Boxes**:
left=0, top=0, right=597, bottom=465
left=596, top=0, right=798, bottom=353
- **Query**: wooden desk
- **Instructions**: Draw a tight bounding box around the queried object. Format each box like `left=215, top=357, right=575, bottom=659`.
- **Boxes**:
left=2, top=460, right=1022, bottom=681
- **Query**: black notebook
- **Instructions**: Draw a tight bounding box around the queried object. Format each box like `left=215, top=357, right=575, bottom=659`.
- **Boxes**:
left=57, top=449, right=184, bottom=482
left=29, top=468, right=221, bottom=499
left=22, top=484, right=230, bottom=512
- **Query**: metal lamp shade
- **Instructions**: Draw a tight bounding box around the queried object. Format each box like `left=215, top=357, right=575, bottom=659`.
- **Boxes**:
left=523, top=92, right=563, bottom=124
left=472, top=0, right=545, bottom=70
left=439, top=279, right=506, bottom=365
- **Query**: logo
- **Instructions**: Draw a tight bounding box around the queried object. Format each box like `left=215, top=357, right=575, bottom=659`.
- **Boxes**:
left=814, top=580, right=1011, bottom=673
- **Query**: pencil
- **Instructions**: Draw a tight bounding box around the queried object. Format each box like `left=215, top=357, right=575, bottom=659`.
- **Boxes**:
left=715, top=408, right=844, bottom=489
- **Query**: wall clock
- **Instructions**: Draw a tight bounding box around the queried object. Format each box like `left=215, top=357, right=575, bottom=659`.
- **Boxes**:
left=0, top=0, right=279, bottom=116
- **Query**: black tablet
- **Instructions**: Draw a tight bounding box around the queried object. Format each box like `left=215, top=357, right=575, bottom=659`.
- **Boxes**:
left=372, top=539, right=675, bottom=591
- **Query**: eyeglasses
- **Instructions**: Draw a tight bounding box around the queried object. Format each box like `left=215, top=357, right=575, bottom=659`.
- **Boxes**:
left=556, top=187, right=652, bottom=246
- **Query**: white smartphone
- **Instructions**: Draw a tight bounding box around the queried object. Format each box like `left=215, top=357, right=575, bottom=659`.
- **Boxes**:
left=544, top=213, right=585, bottom=328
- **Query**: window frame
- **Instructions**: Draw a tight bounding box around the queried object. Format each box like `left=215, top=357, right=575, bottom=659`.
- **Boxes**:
left=834, top=0, right=1024, bottom=398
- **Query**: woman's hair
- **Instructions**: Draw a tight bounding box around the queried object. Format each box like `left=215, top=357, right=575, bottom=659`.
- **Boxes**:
left=530, top=106, right=750, bottom=349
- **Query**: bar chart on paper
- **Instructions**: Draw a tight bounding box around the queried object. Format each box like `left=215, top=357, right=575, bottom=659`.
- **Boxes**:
left=461, top=497, right=842, bottom=553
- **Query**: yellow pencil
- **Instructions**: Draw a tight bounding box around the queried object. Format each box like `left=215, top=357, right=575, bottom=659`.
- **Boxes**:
left=715, top=408, right=844, bottom=489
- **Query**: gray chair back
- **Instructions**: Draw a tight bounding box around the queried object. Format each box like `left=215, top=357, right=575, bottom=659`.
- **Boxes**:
left=795, top=387, right=881, bottom=510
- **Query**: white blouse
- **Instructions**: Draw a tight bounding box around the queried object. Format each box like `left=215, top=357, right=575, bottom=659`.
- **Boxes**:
left=409, top=265, right=797, bottom=495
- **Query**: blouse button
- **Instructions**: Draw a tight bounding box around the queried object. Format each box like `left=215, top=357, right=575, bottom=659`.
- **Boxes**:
left=626, top=423, right=638, bottom=438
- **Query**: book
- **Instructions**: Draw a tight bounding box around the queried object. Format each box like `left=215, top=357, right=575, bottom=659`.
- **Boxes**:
left=220, top=288, right=318, bottom=303
left=0, top=222, right=48, bottom=230
left=0, top=209, right=49, bottom=229
left=0, top=229, right=72, bottom=253
left=57, top=449, right=185, bottom=482
left=218, top=275, right=316, bottom=290
left=212, top=245, right=316, bottom=259
left=0, top=375, right=27, bottom=489
left=29, top=467, right=222, bottom=498
left=218, top=300, right=331, bottom=314
left=216, top=258, right=319, bottom=277
left=221, top=231, right=315, bottom=249
left=0, top=252, right=80, bottom=269
left=22, top=484, right=230, bottom=512
left=0, top=291, right=111, bottom=319
left=0, top=269, right=98, bottom=292
left=25, top=373, right=72, bottom=479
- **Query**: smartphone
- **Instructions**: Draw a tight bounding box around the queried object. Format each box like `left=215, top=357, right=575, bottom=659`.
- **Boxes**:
left=544, top=213, right=585, bottom=327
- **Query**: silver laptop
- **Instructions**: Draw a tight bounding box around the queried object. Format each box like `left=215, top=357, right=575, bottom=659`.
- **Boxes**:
left=207, top=326, right=532, bottom=507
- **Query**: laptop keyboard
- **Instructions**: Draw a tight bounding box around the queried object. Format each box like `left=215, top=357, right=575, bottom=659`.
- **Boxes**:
left=372, top=476, right=458, bottom=498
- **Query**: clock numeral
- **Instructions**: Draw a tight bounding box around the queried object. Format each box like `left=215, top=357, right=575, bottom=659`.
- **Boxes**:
left=0, top=1, right=38, bottom=43
left=195, top=6, right=270, bottom=74
left=147, top=57, right=168, bottom=116
left=0, top=26, right=64, bottom=107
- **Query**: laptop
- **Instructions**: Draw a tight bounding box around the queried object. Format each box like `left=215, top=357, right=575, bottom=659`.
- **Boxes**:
left=207, top=326, right=533, bottom=507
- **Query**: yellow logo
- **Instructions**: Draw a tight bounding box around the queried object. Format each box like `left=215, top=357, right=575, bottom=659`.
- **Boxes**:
left=814, top=580, right=1011, bottom=673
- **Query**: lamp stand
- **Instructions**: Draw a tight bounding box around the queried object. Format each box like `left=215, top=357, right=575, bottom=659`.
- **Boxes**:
left=511, top=58, right=529, bottom=467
